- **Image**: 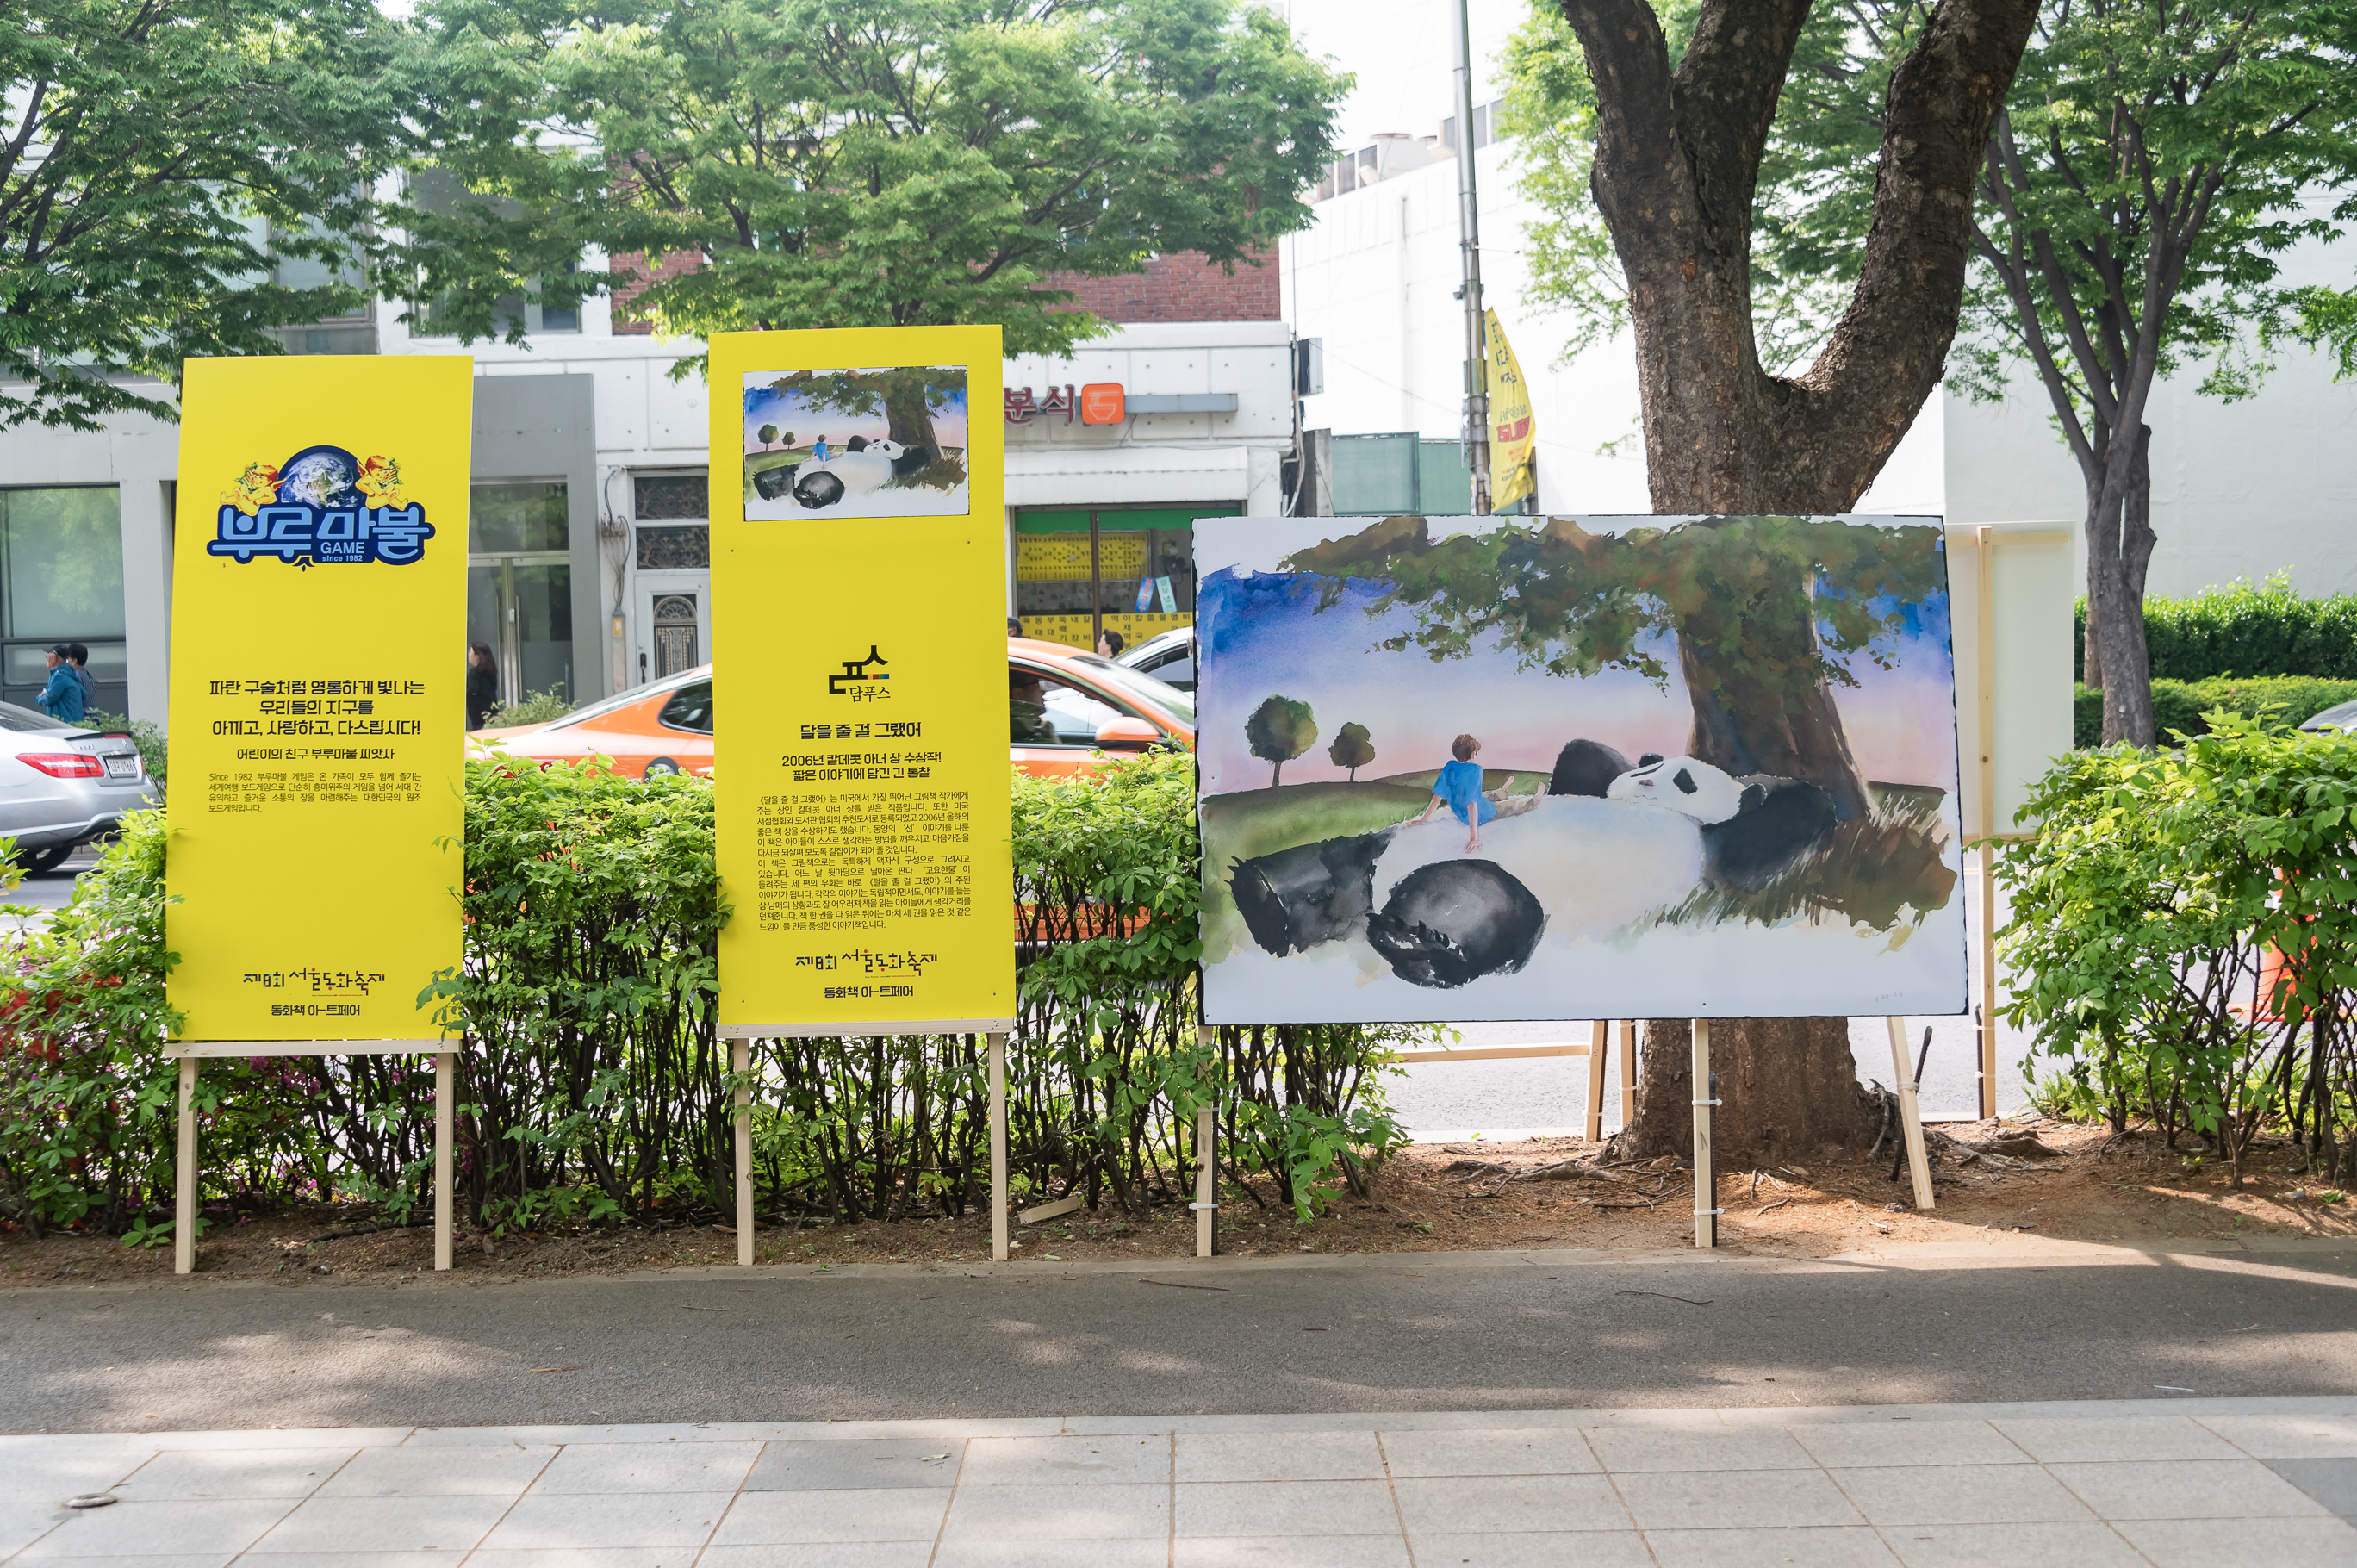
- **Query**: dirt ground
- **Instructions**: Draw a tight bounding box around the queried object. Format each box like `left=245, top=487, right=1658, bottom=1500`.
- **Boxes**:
left=7, top=1116, right=2353, bottom=1289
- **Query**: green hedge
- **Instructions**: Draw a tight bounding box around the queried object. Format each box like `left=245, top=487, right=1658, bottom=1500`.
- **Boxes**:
left=0, top=756, right=1419, bottom=1242
left=2074, top=676, right=2357, bottom=748
left=2075, top=576, right=2357, bottom=682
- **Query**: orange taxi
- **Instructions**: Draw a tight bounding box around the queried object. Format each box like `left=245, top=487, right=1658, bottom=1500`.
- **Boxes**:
left=469, top=636, right=1194, bottom=779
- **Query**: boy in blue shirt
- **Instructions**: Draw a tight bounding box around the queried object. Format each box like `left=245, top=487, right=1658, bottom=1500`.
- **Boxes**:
left=1414, top=732, right=1495, bottom=853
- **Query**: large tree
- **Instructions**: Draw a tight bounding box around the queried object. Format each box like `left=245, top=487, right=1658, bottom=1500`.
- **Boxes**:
left=404, top=0, right=1345, bottom=354
left=1960, top=1, right=2357, bottom=747
left=1488, top=0, right=2037, bottom=1159
left=0, top=0, right=420, bottom=429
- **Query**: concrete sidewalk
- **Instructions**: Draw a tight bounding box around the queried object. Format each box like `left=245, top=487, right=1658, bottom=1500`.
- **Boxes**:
left=7, top=1397, right=2355, bottom=1566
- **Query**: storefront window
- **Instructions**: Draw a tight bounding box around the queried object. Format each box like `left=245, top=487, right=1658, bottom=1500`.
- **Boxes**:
left=468, top=482, right=574, bottom=708
left=1011, top=505, right=1234, bottom=652
left=0, top=486, right=127, bottom=714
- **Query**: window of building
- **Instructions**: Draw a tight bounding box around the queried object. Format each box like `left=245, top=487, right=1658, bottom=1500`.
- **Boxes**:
left=407, top=170, right=581, bottom=337
left=1010, top=505, right=1235, bottom=652
left=0, top=487, right=127, bottom=714
left=1328, top=434, right=1476, bottom=515
left=633, top=473, right=710, bottom=569
left=467, top=482, right=575, bottom=706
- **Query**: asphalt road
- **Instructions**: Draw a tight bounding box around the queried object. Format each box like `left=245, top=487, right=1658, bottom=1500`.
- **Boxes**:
left=8, top=1241, right=2354, bottom=1434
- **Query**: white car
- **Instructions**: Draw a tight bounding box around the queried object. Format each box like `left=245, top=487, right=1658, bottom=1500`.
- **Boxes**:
left=0, top=704, right=157, bottom=872
left=1116, top=625, right=1197, bottom=692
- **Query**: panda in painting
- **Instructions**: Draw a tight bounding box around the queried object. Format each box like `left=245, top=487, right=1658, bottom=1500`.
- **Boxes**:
left=1364, top=859, right=1547, bottom=989
left=791, top=438, right=909, bottom=510
left=1608, top=754, right=1838, bottom=893
left=1546, top=737, right=1632, bottom=798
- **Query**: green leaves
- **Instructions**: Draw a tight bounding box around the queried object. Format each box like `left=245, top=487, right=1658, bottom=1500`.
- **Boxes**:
left=407, top=0, right=1346, bottom=354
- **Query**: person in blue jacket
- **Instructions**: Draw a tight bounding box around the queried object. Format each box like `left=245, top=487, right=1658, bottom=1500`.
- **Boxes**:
left=35, top=644, right=84, bottom=724
left=1414, top=732, right=1496, bottom=853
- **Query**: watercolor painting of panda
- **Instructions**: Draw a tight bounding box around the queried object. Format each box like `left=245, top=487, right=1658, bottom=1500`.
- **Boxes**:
left=1197, top=513, right=1968, bottom=1024
left=740, top=365, right=971, bottom=520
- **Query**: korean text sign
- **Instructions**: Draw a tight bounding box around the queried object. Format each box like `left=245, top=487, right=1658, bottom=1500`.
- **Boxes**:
left=167, top=357, right=470, bottom=1043
left=710, top=327, right=1016, bottom=1030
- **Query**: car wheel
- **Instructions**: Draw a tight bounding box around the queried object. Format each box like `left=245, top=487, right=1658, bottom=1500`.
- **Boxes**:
left=645, top=758, right=682, bottom=777
left=15, top=843, right=72, bottom=875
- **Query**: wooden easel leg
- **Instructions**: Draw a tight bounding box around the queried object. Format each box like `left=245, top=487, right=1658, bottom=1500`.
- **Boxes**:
left=1619, top=1020, right=1637, bottom=1126
left=734, top=1039, right=754, bottom=1266
left=1195, top=1104, right=1216, bottom=1259
left=1691, top=1020, right=1716, bottom=1248
left=434, top=1051, right=454, bottom=1272
left=1585, top=1021, right=1608, bottom=1142
left=1887, top=1017, right=1936, bottom=1210
left=988, top=1032, right=1009, bottom=1262
left=175, top=1058, right=197, bottom=1276
left=1979, top=841, right=2000, bottom=1120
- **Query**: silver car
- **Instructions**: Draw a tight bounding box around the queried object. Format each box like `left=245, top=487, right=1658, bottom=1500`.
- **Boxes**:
left=0, top=703, right=157, bottom=872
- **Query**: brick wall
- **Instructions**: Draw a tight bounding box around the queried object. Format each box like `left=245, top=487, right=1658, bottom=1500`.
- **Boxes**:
left=1036, top=250, right=1279, bottom=323
left=609, top=250, right=706, bottom=335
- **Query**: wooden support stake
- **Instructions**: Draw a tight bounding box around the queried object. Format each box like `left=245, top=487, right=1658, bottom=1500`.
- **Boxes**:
left=1619, top=1019, right=1637, bottom=1124
left=734, top=1038, right=754, bottom=1266
left=1691, top=1019, right=1715, bottom=1249
left=175, top=1058, right=197, bottom=1276
left=434, top=1051, right=454, bottom=1272
left=1887, top=1017, right=1936, bottom=1210
left=988, top=1032, right=1009, bottom=1262
left=1196, top=1104, right=1216, bottom=1259
left=1975, top=524, right=2000, bottom=1121
left=1584, top=1020, right=1608, bottom=1142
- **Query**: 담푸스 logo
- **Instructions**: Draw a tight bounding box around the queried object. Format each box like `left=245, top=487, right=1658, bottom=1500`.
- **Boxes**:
left=209, top=446, right=433, bottom=566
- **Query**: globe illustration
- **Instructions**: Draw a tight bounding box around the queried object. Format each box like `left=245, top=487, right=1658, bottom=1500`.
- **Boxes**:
left=280, top=451, right=358, bottom=507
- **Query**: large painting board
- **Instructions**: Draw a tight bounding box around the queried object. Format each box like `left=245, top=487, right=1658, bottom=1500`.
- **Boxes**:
left=1196, top=513, right=1968, bottom=1024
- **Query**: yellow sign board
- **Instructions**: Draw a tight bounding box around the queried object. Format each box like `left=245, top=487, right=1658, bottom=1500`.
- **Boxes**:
left=166, top=357, right=472, bottom=1044
left=710, top=327, right=1017, bottom=1032
left=1484, top=308, right=1536, bottom=509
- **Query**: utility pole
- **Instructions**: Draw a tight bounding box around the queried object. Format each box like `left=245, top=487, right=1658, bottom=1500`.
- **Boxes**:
left=1452, top=0, right=1491, bottom=515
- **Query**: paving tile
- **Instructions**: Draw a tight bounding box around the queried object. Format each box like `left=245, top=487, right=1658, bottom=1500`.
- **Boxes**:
left=18, top=1499, right=292, bottom=1558
left=708, top=1489, right=953, bottom=1546
left=1831, top=1464, right=2095, bottom=1527
left=1172, top=1479, right=1396, bottom=1538
left=528, top=1441, right=763, bottom=1495
left=1176, top=1431, right=1384, bottom=1484
left=1610, top=1470, right=1865, bottom=1532
left=1406, top=1531, right=1654, bottom=1567
left=700, top=1548, right=935, bottom=1568
left=2049, top=1459, right=2335, bottom=1521
left=1390, top=1474, right=1632, bottom=1535
left=313, top=1446, right=557, bottom=1498
left=225, top=1556, right=468, bottom=1568
left=2112, top=1514, right=2357, bottom=1567
left=935, top=1482, right=1169, bottom=1541
left=1993, top=1416, right=2242, bottom=1464
left=109, top=1449, right=351, bottom=1501
left=1883, top=1521, right=2149, bottom=1567
left=743, top=1440, right=962, bottom=1493
left=244, top=1496, right=512, bottom=1553
left=1172, top=1535, right=1413, bottom=1567
left=956, top=1434, right=1167, bottom=1487
left=1793, top=1421, right=2028, bottom=1469
left=1, top=1452, right=155, bottom=1504
left=1587, top=1428, right=1815, bottom=1474
left=470, top=1552, right=710, bottom=1568
left=1378, top=1428, right=1601, bottom=1478
left=931, top=1542, right=1167, bottom=1568
left=2265, top=1457, right=2357, bottom=1521
left=4, top=1557, right=233, bottom=1568
left=479, top=1493, right=731, bottom=1551
left=0, top=1512, right=64, bottom=1561
left=1640, top=1524, right=1900, bottom=1566
left=148, top=1430, right=414, bottom=1453
left=2199, top=1414, right=2357, bottom=1459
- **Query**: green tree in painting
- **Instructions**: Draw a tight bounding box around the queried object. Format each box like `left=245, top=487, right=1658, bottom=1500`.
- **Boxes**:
left=756, top=424, right=779, bottom=450
left=1285, top=514, right=1943, bottom=822
left=1246, top=696, right=1316, bottom=788
left=1328, top=723, right=1375, bottom=783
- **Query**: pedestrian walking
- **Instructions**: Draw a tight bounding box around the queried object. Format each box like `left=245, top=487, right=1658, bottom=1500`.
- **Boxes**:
left=66, top=643, right=97, bottom=713
left=467, top=642, right=499, bottom=731
left=35, top=645, right=84, bottom=724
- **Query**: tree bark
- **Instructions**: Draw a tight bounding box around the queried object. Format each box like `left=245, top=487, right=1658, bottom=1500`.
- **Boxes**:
left=1674, top=567, right=1872, bottom=820
left=2087, top=423, right=2156, bottom=745
left=1622, top=1018, right=1878, bottom=1160
left=1559, top=0, right=2037, bottom=1159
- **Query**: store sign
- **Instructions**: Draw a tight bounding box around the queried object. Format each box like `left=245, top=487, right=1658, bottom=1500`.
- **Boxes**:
left=710, top=327, right=1016, bottom=1032
left=1005, top=381, right=1127, bottom=425
left=167, top=357, right=471, bottom=1045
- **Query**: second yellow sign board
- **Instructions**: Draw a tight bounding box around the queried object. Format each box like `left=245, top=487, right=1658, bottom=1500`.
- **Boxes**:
left=708, top=327, right=1016, bottom=1033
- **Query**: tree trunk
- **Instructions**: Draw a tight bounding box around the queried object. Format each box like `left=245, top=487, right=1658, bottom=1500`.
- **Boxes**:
left=1623, top=1018, right=1879, bottom=1161
left=1560, top=0, right=2036, bottom=1160
left=883, top=381, right=941, bottom=457
left=1674, top=570, right=1872, bottom=821
left=2087, top=424, right=2156, bottom=746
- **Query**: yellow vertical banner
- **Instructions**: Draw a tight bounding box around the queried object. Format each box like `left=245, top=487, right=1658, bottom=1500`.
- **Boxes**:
left=166, top=357, right=472, bottom=1045
left=709, top=327, right=1016, bottom=1034
left=1484, top=308, right=1536, bottom=509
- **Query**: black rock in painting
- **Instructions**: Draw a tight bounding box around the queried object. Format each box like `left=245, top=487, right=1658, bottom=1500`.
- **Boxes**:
left=1365, top=860, right=1546, bottom=989
left=1229, top=830, right=1390, bottom=955
left=1547, top=738, right=1632, bottom=798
